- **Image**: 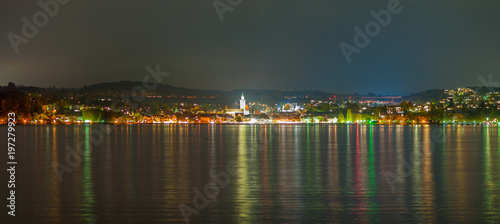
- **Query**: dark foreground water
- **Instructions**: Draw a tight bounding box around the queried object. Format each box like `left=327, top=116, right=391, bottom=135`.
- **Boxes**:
left=1, top=124, right=500, bottom=223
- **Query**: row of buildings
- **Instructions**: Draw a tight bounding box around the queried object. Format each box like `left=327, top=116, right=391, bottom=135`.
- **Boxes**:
left=30, top=93, right=338, bottom=124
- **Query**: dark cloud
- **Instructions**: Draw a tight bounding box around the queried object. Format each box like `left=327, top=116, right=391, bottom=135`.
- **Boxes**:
left=1, top=0, right=499, bottom=94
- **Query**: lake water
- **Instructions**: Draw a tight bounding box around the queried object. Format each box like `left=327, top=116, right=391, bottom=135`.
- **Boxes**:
left=2, top=124, right=500, bottom=223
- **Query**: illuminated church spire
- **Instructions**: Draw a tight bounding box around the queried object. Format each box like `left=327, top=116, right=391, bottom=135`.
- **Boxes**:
left=240, top=92, right=249, bottom=115
left=240, top=92, right=245, bottom=110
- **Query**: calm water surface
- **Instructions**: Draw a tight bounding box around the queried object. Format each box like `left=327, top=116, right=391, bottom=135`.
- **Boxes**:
left=1, top=124, right=500, bottom=223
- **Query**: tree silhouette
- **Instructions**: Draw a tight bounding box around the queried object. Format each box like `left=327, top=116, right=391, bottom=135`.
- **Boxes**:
left=338, top=113, right=345, bottom=123
left=346, top=109, right=353, bottom=122
left=235, top=114, right=243, bottom=122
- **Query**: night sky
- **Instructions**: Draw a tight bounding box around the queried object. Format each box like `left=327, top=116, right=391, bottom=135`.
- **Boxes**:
left=1, top=0, right=499, bottom=94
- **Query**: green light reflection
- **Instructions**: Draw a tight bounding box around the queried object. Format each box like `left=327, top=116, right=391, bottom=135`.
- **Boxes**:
left=82, top=125, right=96, bottom=223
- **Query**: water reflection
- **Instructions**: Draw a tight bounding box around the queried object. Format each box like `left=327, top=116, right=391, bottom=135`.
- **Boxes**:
left=4, top=124, right=500, bottom=223
left=81, top=126, right=95, bottom=222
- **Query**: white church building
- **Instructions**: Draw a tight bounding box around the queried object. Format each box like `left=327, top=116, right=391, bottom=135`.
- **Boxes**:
left=226, top=92, right=250, bottom=116
left=240, top=92, right=249, bottom=115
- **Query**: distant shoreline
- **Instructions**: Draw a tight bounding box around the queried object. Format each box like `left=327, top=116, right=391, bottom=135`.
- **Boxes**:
left=2, top=123, right=497, bottom=126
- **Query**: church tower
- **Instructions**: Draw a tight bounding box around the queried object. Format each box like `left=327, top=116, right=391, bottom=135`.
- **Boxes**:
left=240, top=92, right=249, bottom=115
left=240, top=92, right=246, bottom=110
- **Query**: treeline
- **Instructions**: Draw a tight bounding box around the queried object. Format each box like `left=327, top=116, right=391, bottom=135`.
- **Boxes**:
left=0, top=91, right=38, bottom=120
